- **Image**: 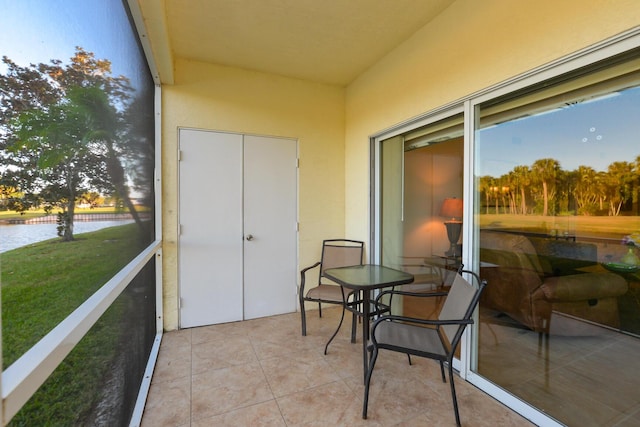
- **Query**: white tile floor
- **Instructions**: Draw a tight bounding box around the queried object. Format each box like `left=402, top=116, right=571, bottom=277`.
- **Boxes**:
left=141, top=307, right=534, bottom=426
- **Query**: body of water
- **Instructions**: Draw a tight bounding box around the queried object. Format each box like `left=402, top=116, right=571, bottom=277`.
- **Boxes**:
left=0, top=220, right=134, bottom=253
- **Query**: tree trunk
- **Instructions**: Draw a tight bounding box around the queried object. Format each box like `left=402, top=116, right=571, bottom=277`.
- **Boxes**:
left=486, top=193, right=490, bottom=215
left=63, top=199, right=75, bottom=241
left=63, top=167, right=76, bottom=241
left=542, top=181, right=548, bottom=216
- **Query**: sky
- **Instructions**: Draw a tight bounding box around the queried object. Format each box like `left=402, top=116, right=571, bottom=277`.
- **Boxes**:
left=0, top=0, right=148, bottom=89
left=0, top=0, right=152, bottom=198
left=2, top=1, right=638, bottom=180
left=477, top=85, right=640, bottom=177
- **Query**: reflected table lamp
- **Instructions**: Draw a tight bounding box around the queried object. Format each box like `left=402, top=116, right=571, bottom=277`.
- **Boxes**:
left=440, top=198, right=463, bottom=257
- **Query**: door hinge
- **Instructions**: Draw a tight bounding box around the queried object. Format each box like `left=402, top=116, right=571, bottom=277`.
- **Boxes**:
left=178, top=150, right=182, bottom=161
left=296, top=158, right=300, bottom=168
left=179, top=224, right=183, bottom=235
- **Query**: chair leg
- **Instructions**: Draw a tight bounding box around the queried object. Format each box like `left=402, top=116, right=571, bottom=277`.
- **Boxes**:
left=407, top=354, right=412, bottom=365
left=350, top=312, right=357, bottom=343
left=439, top=361, right=446, bottom=382
left=447, top=362, right=462, bottom=427
left=362, top=347, right=379, bottom=419
left=301, top=305, right=307, bottom=336
left=300, top=295, right=307, bottom=336
left=538, top=331, right=550, bottom=389
left=318, top=302, right=322, bottom=317
left=324, top=305, right=346, bottom=355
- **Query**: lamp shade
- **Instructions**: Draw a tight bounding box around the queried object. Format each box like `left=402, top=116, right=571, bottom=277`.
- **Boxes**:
left=440, top=198, right=463, bottom=220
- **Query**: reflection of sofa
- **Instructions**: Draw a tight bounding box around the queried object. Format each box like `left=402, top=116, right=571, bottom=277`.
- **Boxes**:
left=480, top=230, right=628, bottom=332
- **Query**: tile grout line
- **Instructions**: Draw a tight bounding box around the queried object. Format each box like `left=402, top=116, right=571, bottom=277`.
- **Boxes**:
left=248, top=320, right=289, bottom=426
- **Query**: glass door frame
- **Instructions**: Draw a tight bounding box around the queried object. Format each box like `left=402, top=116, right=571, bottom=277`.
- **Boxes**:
left=370, top=104, right=465, bottom=262
left=370, top=104, right=467, bottom=375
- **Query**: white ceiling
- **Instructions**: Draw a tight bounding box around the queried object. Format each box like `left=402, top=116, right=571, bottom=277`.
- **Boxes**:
left=149, top=0, right=455, bottom=86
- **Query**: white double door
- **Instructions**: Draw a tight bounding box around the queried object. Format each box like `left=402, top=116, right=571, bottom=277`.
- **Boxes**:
left=178, top=129, right=298, bottom=328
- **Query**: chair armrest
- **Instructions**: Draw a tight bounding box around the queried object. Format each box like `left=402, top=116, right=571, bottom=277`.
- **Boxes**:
left=374, top=288, right=448, bottom=305
left=300, top=261, right=321, bottom=275
left=377, top=289, right=448, bottom=300
left=299, top=261, right=321, bottom=295
left=373, top=314, right=474, bottom=329
left=374, top=289, right=449, bottom=315
left=369, top=315, right=474, bottom=349
left=541, top=271, right=628, bottom=301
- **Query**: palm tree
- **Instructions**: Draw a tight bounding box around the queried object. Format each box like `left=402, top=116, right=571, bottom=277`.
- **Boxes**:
left=478, top=176, right=493, bottom=215
left=604, top=161, right=635, bottom=216
left=573, top=165, right=598, bottom=215
left=531, top=158, right=560, bottom=216
left=511, top=165, right=531, bottom=215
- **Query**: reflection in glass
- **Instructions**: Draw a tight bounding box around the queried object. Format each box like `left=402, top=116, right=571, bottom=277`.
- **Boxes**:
left=475, top=51, right=640, bottom=425
left=0, top=0, right=155, bottom=422
left=379, top=114, right=464, bottom=315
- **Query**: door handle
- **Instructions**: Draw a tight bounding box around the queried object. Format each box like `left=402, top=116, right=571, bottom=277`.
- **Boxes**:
left=246, top=234, right=254, bottom=241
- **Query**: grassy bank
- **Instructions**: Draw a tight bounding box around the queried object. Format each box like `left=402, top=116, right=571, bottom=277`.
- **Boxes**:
left=1, top=222, right=144, bottom=365
left=1, top=223, right=146, bottom=426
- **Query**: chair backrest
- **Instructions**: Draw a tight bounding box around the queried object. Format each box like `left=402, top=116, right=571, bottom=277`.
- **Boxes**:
left=438, top=270, right=486, bottom=349
left=442, top=263, right=465, bottom=287
left=318, top=239, right=364, bottom=283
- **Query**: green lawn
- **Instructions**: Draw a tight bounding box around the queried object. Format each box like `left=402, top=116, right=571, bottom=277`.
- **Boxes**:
left=479, top=213, right=640, bottom=239
left=1, top=223, right=147, bottom=426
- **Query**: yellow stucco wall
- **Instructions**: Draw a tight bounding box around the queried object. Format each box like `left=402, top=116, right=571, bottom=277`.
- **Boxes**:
left=344, top=0, right=640, bottom=242
left=161, top=59, right=345, bottom=330
left=161, top=1, right=639, bottom=330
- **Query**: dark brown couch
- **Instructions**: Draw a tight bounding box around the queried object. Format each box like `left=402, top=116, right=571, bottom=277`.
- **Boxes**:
left=480, top=230, right=628, bottom=333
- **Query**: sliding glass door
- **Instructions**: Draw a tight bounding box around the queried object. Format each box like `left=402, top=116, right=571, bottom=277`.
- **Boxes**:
left=474, top=49, right=640, bottom=426
left=373, top=43, right=640, bottom=427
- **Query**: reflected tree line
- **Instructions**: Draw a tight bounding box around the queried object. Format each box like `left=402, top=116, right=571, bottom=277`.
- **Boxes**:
left=0, top=48, right=154, bottom=241
left=478, top=157, right=640, bottom=216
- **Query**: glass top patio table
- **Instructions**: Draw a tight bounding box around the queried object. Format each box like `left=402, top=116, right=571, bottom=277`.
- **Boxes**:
left=324, top=264, right=414, bottom=381
left=324, top=264, right=414, bottom=289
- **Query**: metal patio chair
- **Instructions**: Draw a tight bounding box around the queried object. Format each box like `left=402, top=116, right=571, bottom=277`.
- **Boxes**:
left=299, top=239, right=364, bottom=340
left=363, top=269, right=487, bottom=427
